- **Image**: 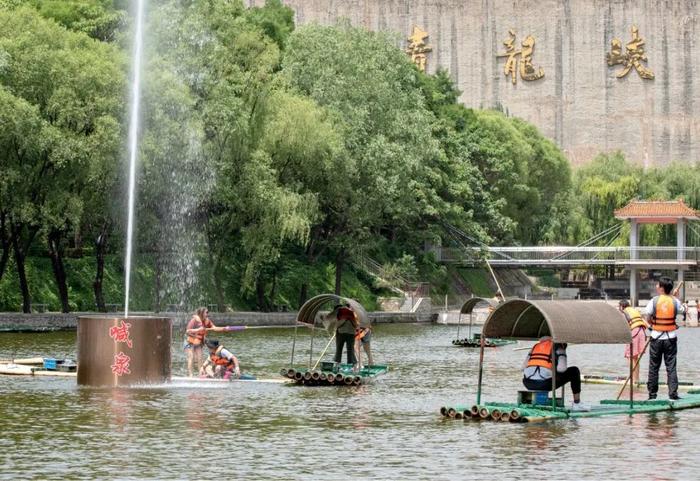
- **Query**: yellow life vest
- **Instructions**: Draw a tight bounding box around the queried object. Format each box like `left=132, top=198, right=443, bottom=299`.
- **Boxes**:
left=623, top=307, right=647, bottom=331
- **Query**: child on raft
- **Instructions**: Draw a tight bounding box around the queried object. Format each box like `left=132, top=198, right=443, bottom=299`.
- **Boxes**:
left=201, top=339, right=241, bottom=380
left=354, top=325, right=373, bottom=370
left=619, top=300, right=649, bottom=384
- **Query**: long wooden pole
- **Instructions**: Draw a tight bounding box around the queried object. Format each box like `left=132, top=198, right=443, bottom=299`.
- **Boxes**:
left=629, top=341, right=634, bottom=409
left=616, top=337, right=650, bottom=400
left=311, top=333, right=336, bottom=370
left=476, top=334, right=485, bottom=404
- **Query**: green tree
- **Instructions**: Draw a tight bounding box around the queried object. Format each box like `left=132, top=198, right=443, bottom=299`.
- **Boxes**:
left=0, top=7, right=125, bottom=311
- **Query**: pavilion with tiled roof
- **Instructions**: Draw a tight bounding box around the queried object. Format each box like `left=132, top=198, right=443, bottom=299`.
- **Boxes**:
left=614, top=200, right=699, bottom=304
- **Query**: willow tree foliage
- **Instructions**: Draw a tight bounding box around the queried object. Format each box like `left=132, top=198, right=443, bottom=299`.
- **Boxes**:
left=0, top=7, right=125, bottom=312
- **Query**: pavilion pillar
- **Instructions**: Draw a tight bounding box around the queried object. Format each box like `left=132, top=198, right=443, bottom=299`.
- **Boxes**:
left=677, top=220, right=686, bottom=300
left=630, top=220, right=639, bottom=306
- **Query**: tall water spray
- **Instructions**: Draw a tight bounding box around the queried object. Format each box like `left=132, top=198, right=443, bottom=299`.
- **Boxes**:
left=124, top=0, right=146, bottom=317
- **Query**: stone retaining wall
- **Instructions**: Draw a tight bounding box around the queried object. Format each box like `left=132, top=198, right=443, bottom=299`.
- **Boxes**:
left=0, top=310, right=434, bottom=332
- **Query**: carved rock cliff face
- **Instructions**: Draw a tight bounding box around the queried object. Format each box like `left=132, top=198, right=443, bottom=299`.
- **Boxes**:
left=246, top=0, right=699, bottom=166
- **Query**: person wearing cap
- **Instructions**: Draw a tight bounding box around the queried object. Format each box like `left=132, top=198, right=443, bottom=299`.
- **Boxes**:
left=201, top=339, right=240, bottom=380
left=334, top=304, right=357, bottom=365
left=618, top=300, right=648, bottom=384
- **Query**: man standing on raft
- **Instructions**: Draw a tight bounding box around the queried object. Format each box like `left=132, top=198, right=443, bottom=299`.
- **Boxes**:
left=644, top=277, right=684, bottom=400
left=184, top=307, right=226, bottom=377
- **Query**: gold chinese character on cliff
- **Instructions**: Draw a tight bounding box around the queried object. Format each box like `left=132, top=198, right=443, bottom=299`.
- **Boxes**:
left=497, top=30, right=545, bottom=85
left=406, top=26, right=432, bottom=72
left=606, top=25, right=655, bottom=80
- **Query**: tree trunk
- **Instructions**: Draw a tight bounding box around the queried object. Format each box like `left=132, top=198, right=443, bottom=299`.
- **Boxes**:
left=93, top=227, right=107, bottom=312
left=48, top=230, right=70, bottom=313
left=298, top=282, right=308, bottom=308
left=12, top=232, right=31, bottom=313
left=255, top=277, right=267, bottom=311
left=205, top=218, right=226, bottom=310
left=0, top=213, right=10, bottom=282
left=269, top=270, right=277, bottom=310
left=334, top=250, right=344, bottom=295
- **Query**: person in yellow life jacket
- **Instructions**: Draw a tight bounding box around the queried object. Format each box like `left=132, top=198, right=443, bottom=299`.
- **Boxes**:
left=619, top=300, right=648, bottom=384
left=201, top=339, right=240, bottom=380
left=184, top=307, right=225, bottom=377
left=353, top=325, right=373, bottom=370
left=522, top=336, right=589, bottom=411
left=643, top=277, right=685, bottom=400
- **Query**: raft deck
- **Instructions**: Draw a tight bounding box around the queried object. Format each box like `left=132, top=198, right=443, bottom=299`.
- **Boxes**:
left=281, top=363, right=388, bottom=386
left=440, top=393, right=700, bottom=423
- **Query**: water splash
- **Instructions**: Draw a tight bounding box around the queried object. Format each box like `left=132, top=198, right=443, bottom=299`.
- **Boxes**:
left=124, top=0, right=146, bottom=318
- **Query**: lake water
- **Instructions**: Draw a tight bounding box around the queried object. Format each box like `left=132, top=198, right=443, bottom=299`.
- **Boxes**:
left=1, top=323, right=699, bottom=480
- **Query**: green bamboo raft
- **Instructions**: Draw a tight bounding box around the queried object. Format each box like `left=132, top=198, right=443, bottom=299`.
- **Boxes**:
left=440, top=392, right=700, bottom=423
left=581, top=375, right=697, bottom=391
left=280, top=362, right=388, bottom=386
left=451, top=337, right=516, bottom=348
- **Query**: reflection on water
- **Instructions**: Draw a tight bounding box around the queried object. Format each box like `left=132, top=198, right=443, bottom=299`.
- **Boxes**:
left=1, top=325, right=700, bottom=479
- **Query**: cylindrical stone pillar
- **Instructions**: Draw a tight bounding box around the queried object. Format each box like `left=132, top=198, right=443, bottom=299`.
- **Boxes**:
left=77, top=316, right=172, bottom=386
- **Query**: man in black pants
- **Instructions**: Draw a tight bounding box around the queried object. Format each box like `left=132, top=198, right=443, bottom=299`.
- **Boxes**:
left=522, top=336, right=588, bottom=411
left=644, top=277, right=684, bottom=400
left=334, top=305, right=357, bottom=365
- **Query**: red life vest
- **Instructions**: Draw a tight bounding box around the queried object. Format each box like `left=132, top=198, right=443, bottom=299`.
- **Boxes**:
left=652, top=295, right=678, bottom=332
left=526, top=339, right=553, bottom=369
left=355, top=327, right=370, bottom=341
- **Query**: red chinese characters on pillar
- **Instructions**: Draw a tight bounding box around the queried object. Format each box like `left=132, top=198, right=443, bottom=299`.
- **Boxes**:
left=111, top=352, right=131, bottom=376
left=109, top=320, right=133, bottom=348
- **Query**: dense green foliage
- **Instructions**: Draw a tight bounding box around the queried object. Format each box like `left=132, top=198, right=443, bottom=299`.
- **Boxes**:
left=1, top=0, right=699, bottom=312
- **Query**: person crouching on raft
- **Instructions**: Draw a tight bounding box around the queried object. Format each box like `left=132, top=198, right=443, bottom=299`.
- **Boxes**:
left=201, top=339, right=241, bottom=380
left=619, top=300, right=648, bottom=384
left=522, top=336, right=589, bottom=411
left=184, top=307, right=225, bottom=377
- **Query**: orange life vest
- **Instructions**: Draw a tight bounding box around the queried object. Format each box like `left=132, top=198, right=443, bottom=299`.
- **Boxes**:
left=355, top=327, right=370, bottom=341
left=526, top=339, right=553, bottom=369
left=210, top=346, right=235, bottom=368
left=186, top=316, right=212, bottom=345
left=623, top=307, right=647, bottom=331
left=652, top=295, right=678, bottom=332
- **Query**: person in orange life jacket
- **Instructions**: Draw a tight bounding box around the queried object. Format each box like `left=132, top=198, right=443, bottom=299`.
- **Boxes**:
left=353, top=325, right=373, bottom=370
left=644, top=277, right=685, bottom=400
left=334, top=304, right=357, bottom=365
left=619, top=300, right=649, bottom=384
left=522, top=336, right=589, bottom=411
left=201, top=339, right=240, bottom=380
left=184, top=307, right=226, bottom=377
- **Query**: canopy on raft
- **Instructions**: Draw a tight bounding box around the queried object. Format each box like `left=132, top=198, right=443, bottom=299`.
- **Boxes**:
left=481, top=300, right=632, bottom=344
left=460, top=297, right=497, bottom=315
left=296, top=294, right=370, bottom=329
